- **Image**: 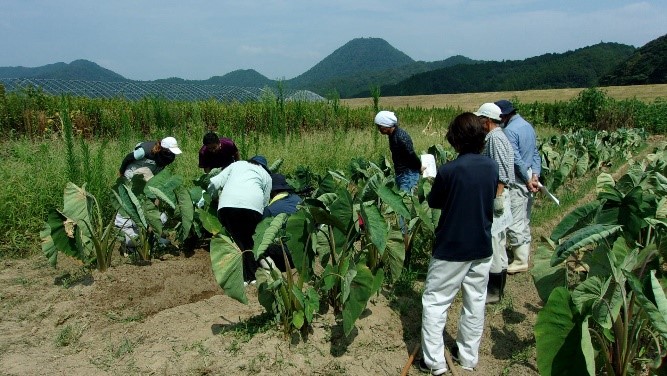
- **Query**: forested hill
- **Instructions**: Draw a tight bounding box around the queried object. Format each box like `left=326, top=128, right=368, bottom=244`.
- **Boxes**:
left=376, top=42, right=636, bottom=97
left=0, top=59, right=128, bottom=82
left=153, top=69, right=274, bottom=88
left=600, top=34, right=667, bottom=86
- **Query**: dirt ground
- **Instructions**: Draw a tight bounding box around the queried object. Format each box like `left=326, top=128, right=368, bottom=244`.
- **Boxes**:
left=0, top=239, right=542, bottom=376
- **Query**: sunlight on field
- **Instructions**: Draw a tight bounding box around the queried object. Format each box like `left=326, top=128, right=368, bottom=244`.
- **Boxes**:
left=342, top=84, right=667, bottom=111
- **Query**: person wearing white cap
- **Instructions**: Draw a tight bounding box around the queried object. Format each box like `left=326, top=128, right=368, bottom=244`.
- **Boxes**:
left=474, top=103, right=514, bottom=304
left=115, top=136, right=182, bottom=255
left=374, top=110, right=424, bottom=267
left=494, top=99, right=541, bottom=274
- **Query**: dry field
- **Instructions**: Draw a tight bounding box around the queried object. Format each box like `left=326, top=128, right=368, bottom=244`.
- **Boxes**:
left=342, top=84, right=667, bottom=111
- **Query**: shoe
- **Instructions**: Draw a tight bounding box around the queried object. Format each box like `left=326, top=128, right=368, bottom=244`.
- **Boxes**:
left=244, top=280, right=257, bottom=287
left=450, top=346, right=474, bottom=371
left=485, top=272, right=502, bottom=304
left=418, top=358, right=447, bottom=375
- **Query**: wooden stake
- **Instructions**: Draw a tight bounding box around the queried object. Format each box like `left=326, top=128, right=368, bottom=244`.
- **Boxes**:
left=400, top=344, right=420, bottom=376
left=445, top=346, right=460, bottom=376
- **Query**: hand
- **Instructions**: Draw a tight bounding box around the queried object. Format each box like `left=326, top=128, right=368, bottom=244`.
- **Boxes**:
left=420, top=165, right=426, bottom=173
left=493, top=197, right=504, bottom=216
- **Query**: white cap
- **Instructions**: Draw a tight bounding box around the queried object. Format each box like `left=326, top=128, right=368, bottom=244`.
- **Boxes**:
left=473, top=103, right=502, bottom=121
left=374, top=110, right=398, bottom=128
left=160, top=136, right=182, bottom=154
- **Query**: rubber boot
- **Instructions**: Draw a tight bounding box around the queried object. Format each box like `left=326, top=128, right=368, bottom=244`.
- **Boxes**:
left=508, top=244, right=531, bottom=274
left=499, top=269, right=507, bottom=299
left=486, top=272, right=502, bottom=304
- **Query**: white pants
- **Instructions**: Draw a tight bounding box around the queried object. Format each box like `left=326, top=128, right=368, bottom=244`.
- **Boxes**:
left=114, top=212, right=167, bottom=247
left=421, top=256, right=492, bottom=370
left=507, top=183, right=533, bottom=248
left=490, top=190, right=510, bottom=273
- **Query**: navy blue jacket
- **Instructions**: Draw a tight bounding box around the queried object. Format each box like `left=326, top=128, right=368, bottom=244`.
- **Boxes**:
left=428, top=153, right=498, bottom=261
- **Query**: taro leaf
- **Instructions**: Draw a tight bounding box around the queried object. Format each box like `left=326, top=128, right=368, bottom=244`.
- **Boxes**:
left=531, top=245, right=567, bottom=302
left=209, top=236, right=247, bottom=304
left=647, top=270, right=667, bottom=325
left=329, top=188, right=354, bottom=234
left=147, top=186, right=176, bottom=209
left=550, top=201, right=601, bottom=243
left=61, top=182, right=95, bottom=256
left=197, top=207, right=223, bottom=235
left=256, top=268, right=278, bottom=313
left=575, top=147, right=589, bottom=177
left=304, top=287, right=320, bottom=324
left=358, top=173, right=381, bottom=202
left=571, top=276, right=610, bottom=316
left=591, top=280, right=622, bottom=330
left=252, top=214, right=288, bottom=260
left=427, top=144, right=449, bottom=166
left=596, top=173, right=616, bottom=196
left=189, top=187, right=204, bottom=202
left=342, top=264, right=374, bottom=337
left=292, top=310, right=305, bottom=330
left=141, top=198, right=163, bottom=236
left=145, top=170, right=181, bottom=203
left=175, top=186, right=194, bottom=241
left=376, top=184, right=411, bottom=219
left=624, top=270, right=667, bottom=340
left=341, top=267, right=357, bottom=304
left=535, top=287, right=595, bottom=376
left=316, top=172, right=338, bottom=195
left=41, top=210, right=79, bottom=267
left=321, top=264, right=337, bottom=292
left=384, top=229, right=405, bottom=281
left=285, top=210, right=314, bottom=281
left=551, top=224, right=622, bottom=267
left=411, top=196, right=435, bottom=234
left=360, top=203, right=388, bottom=257
left=656, top=197, right=667, bottom=219
left=114, top=183, right=148, bottom=229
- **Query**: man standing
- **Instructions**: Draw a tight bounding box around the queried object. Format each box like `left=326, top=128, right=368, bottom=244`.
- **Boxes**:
left=199, top=131, right=241, bottom=173
left=494, top=100, right=541, bottom=274
left=474, top=103, right=514, bottom=303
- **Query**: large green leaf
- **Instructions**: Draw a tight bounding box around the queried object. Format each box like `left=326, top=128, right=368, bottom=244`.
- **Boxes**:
left=550, top=201, right=601, bottom=243
left=384, top=229, right=405, bottom=281
left=147, top=186, right=177, bottom=209
left=342, top=264, right=375, bottom=336
left=410, top=196, right=435, bottom=234
left=531, top=244, right=567, bottom=302
left=41, top=210, right=80, bottom=267
left=197, top=207, right=223, bottom=235
left=625, top=270, right=667, bottom=340
left=61, top=182, right=95, bottom=258
left=210, top=236, right=247, bottom=304
left=175, top=186, right=194, bottom=241
left=571, top=276, right=610, bottom=315
left=551, top=224, right=622, bottom=266
left=285, top=210, right=314, bottom=280
left=376, top=184, right=411, bottom=219
left=252, top=214, right=288, bottom=259
left=596, top=173, right=617, bottom=196
left=535, top=287, right=595, bottom=376
left=647, top=270, right=667, bottom=325
left=360, top=203, right=388, bottom=257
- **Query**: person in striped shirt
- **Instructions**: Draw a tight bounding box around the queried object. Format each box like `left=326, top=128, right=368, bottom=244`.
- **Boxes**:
left=474, top=103, right=514, bottom=304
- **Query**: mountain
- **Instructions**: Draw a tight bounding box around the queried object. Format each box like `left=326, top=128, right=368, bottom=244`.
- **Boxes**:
left=599, top=34, right=667, bottom=85
left=380, top=42, right=636, bottom=96
left=0, top=59, right=128, bottom=82
left=153, top=69, right=274, bottom=88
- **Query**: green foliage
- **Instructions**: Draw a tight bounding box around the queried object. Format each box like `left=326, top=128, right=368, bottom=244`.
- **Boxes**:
left=40, top=182, right=119, bottom=272
left=533, top=149, right=667, bottom=375
left=600, top=33, right=667, bottom=86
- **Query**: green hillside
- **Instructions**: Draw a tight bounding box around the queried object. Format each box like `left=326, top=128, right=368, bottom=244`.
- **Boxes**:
left=0, top=59, right=128, bottom=82
left=380, top=42, right=636, bottom=96
left=599, top=33, right=667, bottom=85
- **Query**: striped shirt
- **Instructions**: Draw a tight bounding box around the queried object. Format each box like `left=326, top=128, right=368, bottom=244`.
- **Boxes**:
left=483, top=127, right=515, bottom=186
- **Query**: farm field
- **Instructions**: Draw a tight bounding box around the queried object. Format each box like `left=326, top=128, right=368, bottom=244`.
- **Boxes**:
left=0, top=87, right=666, bottom=375
left=343, top=84, right=667, bottom=110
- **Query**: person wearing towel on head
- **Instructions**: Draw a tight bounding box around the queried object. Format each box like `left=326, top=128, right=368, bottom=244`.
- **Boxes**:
left=375, top=110, right=425, bottom=267
left=207, top=155, right=272, bottom=285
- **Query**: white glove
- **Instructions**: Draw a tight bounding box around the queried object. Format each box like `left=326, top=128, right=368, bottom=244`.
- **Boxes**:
left=493, top=197, right=504, bottom=217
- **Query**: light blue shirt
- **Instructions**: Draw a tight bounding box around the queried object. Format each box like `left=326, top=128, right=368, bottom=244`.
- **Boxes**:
left=207, top=161, right=272, bottom=214
left=503, top=114, right=541, bottom=184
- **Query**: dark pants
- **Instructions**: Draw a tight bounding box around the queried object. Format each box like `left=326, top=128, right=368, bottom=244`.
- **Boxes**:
left=218, top=207, right=263, bottom=282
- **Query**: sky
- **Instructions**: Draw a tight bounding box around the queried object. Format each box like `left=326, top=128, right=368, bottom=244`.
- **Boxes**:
left=1, top=1, right=666, bottom=81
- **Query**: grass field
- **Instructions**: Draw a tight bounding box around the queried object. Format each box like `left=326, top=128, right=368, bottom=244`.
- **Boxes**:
left=342, top=84, right=667, bottom=110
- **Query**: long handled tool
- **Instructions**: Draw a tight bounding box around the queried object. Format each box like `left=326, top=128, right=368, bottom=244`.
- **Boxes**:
left=400, top=344, right=421, bottom=376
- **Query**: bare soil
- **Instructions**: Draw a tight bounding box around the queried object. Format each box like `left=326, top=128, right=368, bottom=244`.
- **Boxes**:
left=0, top=242, right=540, bottom=376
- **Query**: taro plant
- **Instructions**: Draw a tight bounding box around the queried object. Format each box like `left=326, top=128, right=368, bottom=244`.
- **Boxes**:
left=41, top=182, right=119, bottom=272
left=111, top=169, right=194, bottom=260
left=532, top=151, right=667, bottom=375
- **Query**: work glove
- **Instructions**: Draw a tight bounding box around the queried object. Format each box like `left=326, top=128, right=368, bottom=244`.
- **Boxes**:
left=493, top=197, right=504, bottom=217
